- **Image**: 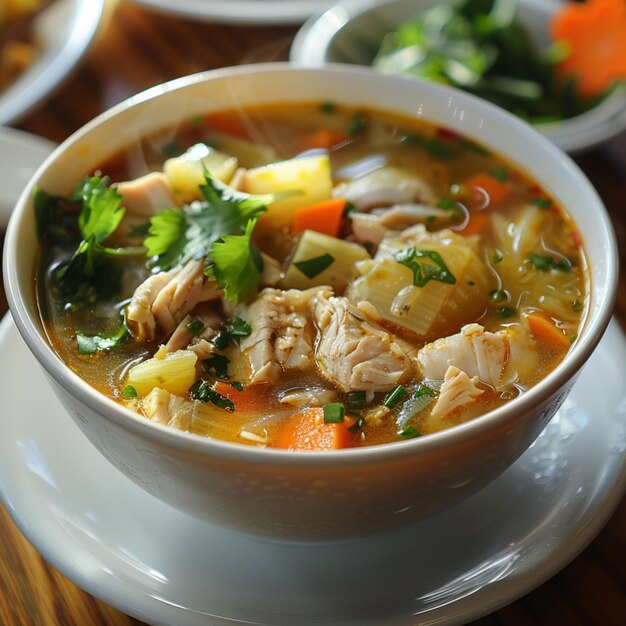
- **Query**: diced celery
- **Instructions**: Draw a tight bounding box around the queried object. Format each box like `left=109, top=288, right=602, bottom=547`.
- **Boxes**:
left=127, top=349, right=198, bottom=397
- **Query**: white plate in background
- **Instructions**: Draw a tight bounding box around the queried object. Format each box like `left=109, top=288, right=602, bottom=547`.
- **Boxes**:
left=0, top=0, right=105, bottom=126
left=130, top=0, right=340, bottom=25
left=1, top=313, right=626, bottom=625
left=0, top=126, right=55, bottom=226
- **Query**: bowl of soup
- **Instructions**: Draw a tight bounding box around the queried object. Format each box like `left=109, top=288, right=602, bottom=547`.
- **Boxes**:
left=3, top=63, right=617, bottom=540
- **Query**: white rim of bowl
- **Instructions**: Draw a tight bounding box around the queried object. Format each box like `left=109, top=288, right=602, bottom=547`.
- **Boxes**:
left=3, top=62, right=619, bottom=467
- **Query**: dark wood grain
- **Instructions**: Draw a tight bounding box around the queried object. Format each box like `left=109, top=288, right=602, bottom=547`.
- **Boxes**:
left=2, top=1, right=626, bottom=624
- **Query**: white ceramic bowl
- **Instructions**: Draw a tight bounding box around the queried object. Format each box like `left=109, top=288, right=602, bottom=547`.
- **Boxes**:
left=290, top=0, right=626, bottom=154
left=3, top=63, right=618, bottom=541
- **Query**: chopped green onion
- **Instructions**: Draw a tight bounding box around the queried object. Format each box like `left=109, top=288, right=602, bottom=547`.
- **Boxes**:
left=528, top=253, right=571, bottom=272
left=493, top=253, right=503, bottom=264
left=531, top=197, right=552, bottom=208
left=414, top=384, right=436, bottom=398
left=320, top=101, right=336, bottom=113
left=490, top=166, right=508, bottom=183
left=398, top=426, right=422, bottom=439
left=346, top=391, right=367, bottom=410
left=189, top=380, right=235, bottom=412
left=395, top=386, right=436, bottom=429
left=161, top=140, right=182, bottom=158
left=294, top=253, right=335, bottom=279
left=500, top=306, right=516, bottom=318
left=323, top=402, right=345, bottom=423
left=424, top=138, right=458, bottom=159
left=347, top=113, right=368, bottom=135
left=205, top=353, right=230, bottom=380
left=212, top=331, right=230, bottom=351
left=384, top=385, right=409, bottom=408
left=457, top=138, right=491, bottom=156
left=122, top=385, right=138, bottom=399
left=186, top=318, right=204, bottom=335
left=227, top=317, right=252, bottom=344
left=490, top=289, right=507, bottom=302
left=572, top=299, right=584, bottom=313
left=230, top=381, right=245, bottom=391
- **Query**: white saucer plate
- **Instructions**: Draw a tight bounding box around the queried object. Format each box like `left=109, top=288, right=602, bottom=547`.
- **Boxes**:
left=1, top=314, right=626, bottom=626
left=0, top=0, right=105, bottom=126
left=130, top=0, right=338, bottom=25
left=0, top=126, right=55, bottom=226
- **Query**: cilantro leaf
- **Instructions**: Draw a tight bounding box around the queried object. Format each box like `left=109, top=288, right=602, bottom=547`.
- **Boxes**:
left=145, top=173, right=291, bottom=272
left=395, top=247, right=456, bottom=287
left=74, top=176, right=125, bottom=243
left=205, top=219, right=264, bottom=305
left=54, top=176, right=126, bottom=281
left=76, top=323, right=130, bottom=355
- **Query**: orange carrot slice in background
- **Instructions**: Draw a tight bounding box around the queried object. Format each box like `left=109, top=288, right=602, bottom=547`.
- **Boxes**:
left=526, top=312, right=570, bottom=349
left=292, top=197, right=347, bottom=237
left=299, top=129, right=349, bottom=152
left=466, top=172, right=512, bottom=208
left=273, top=407, right=355, bottom=452
left=204, top=111, right=250, bottom=139
left=550, top=0, right=626, bottom=98
left=459, top=212, right=490, bottom=236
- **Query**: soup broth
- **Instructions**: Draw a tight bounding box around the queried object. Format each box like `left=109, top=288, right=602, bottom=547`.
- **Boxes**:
left=36, top=102, right=587, bottom=450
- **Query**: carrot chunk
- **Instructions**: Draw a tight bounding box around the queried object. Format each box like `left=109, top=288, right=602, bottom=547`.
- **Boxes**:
left=204, top=111, right=250, bottom=139
left=292, top=197, right=347, bottom=237
left=550, top=0, right=626, bottom=98
left=466, top=172, right=512, bottom=208
left=211, top=381, right=266, bottom=413
left=459, top=213, right=490, bottom=236
left=273, top=407, right=355, bottom=451
left=299, top=129, right=349, bottom=152
left=526, top=312, right=570, bottom=349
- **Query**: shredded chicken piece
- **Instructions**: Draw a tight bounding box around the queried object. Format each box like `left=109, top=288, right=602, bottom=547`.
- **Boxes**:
left=351, top=203, right=454, bottom=246
left=278, top=387, right=336, bottom=409
left=333, top=166, right=435, bottom=211
left=238, top=286, right=332, bottom=385
left=142, top=387, right=193, bottom=430
left=430, top=366, right=483, bottom=419
left=127, top=259, right=220, bottom=342
left=117, top=172, right=176, bottom=217
left=165, top=310, right=221, bottom=355
left=417, top=324, right=510, bottom=388
left=311, top=293, right=414, bottom=392
left=350, top=212, right=389, bottom=246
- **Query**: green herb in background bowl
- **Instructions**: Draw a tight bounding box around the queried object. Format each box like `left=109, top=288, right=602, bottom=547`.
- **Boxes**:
left=290, top=0, right=626, bottom=153
left=372, top=0, right=625, bottom=125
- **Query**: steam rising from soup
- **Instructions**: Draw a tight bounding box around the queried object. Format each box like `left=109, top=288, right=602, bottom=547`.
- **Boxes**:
left=35, top=102, right=587, bottom=450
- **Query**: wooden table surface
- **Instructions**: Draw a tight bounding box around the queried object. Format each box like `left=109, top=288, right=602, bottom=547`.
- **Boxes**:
left=2, top=1, right=626, bottom=624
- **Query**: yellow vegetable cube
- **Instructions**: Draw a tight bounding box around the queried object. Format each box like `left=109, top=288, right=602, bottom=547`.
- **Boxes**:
left=164, top=143, right=238, bottom=204
left=283, top=230, right=371, bottom=291
left=246, top=155, right=333, bottom=228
